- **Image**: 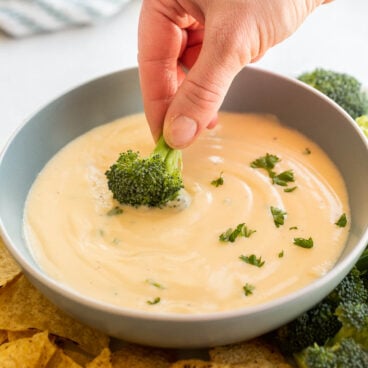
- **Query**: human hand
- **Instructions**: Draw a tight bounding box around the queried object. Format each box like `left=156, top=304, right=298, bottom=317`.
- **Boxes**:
left=138, top=0, right=330, bottom=148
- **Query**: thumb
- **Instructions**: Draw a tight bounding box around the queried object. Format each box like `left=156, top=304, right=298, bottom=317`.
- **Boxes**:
left=163, top=21, right=249, bottom=149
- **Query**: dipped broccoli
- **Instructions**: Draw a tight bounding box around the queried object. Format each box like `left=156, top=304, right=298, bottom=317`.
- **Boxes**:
left=298, top=68, right=368, bottom=119
left=105, top=136, right=184, bottom=208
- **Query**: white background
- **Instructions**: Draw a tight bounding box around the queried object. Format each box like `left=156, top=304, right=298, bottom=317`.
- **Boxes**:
left=0, top=0, right=367, bottom=150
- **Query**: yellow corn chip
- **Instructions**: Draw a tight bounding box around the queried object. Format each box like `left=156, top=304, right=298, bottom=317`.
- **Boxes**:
left=0, top=330, right=56, bottom=367
left=7, top=328, right=39, bottom=341
left=111, top=344, right=173, bottom=368
left=0, top=329, right=7, bottom=345
left=56, top=339, right=94, bottom=366
left=0, top=236, right=21, bottom=289
left=46, top=348, right=82, bottom=368
left=86, top=347, right=112, bottom=368
left=0, top=275, right=109, bottom=355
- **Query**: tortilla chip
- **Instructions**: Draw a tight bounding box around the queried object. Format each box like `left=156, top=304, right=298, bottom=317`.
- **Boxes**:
left=7, top=328, right=39, bottom=341
left=56, top=339, right=94, bottom=366
left=0, top=329, right=8, bottom=344
left=0, top=275, right=109, bottom=355
left=0, top=330, right=56, bottom=367
left=0, top=236, right=21, bottom=288
left=46, top=348, right=83, bottom=368
left=86, top=347, right=112, bottom=368
left=209, top=338, right=292, bottom=367
left=169, top=360, right=232, bottom=368
left=111, top=344, right=173, bottom=368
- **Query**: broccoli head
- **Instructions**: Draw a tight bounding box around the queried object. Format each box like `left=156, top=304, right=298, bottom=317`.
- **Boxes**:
left=333, top=301, right=368, bottom=349
left=295, top=338, right=368, bottom=368
left=356, top=115, right=368, bottom=138
left=274, top=301, right=341, bottom=355
left=298, top=69, right=368, bottom=119
left=105, top=136, right=184, bottom=207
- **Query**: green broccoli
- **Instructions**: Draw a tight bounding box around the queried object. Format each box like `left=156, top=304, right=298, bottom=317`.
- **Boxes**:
left=356, top=115, right=368, bottom=138
left=274, top=301, right=341, bottom=355
left=105, top=136, right=184, bottom=207
left=295, top=338, right=368, bottom=368
left=332, top=302, right=368, bottom=349
left=298, top=69, right=368, bottom=119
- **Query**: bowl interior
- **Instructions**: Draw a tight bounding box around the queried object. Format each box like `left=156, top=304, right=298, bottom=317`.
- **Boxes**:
left=0, top=66, right=367, bottom=346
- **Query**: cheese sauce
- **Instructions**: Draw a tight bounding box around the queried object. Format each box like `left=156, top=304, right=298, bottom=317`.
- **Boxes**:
left=23, top=112, right=350, bottom=313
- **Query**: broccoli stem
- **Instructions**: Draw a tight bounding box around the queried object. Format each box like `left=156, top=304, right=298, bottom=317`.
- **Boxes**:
left=152, top=136, right=183, bottom=174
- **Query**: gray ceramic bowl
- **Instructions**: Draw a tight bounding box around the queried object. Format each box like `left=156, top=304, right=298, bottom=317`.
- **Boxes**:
left=1, top=66, right=368, bottom=348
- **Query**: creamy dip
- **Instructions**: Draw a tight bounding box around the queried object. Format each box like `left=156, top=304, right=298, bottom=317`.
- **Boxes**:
left=23, top=112, right=350, bottom=314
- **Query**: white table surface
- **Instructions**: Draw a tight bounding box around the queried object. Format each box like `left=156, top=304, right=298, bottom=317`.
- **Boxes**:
left=1, top=0, right=367, bottom=151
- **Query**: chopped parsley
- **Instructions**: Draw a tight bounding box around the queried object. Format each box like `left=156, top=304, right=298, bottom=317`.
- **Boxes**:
left=271, top=170, right=295, bottom=186
left=293, top=237, right=314, bottom=249
left=278, top=250, right=284, bottom=258
left=239, top=254, right=265, bottom=268
left=335, top=213, right=347, bottom=228
left=250, top=153, right=295, bottom=189
left=250, top=153, right=280, bottom=172
left=243, top=283, right=255, bottom=296
left=107, top=206, right=123, bottom=216
left=289, top=226, right=298, bottom=230
left=147, top=297, right=161, bottom=305
left=211, top=172, right=224, bottom=187
left=219, top=223, right=256, bottom=243
left=270, top=206, right=287, bottom=228
left=284, top=186, right=297, bottom=193
left=303, top=147, right=312, bottom=155
left=145, top=279, right=165, bottom=289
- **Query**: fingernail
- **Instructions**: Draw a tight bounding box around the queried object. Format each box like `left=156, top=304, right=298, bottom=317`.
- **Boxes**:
left=166, top=116, right=198, bottom=148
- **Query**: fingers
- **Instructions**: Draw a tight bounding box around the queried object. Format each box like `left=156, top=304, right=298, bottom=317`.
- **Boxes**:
left=138, top=1, right=192, bottom=141
left=163, top=12, right=250, bottom=148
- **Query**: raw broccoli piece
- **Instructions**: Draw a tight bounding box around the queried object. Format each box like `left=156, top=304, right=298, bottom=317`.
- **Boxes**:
left=274, top=301, right=341, bottom=355
left=327, top=267, right=368, bottom=307
left=105, top=136, right=184, bottom=207
left=356, top=115, right=368, bottom=138
left=298, top=69, right=368, bottom=119
left=295, top=338, right=368, bottom=368
left=274, top=267, right=368, bottom=355
left=333, top=301, right=368, bottom=349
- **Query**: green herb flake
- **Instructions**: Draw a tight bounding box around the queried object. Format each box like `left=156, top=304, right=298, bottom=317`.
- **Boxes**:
left=270, top=206, right=287, bottom=228
left=293, top=237, right=314, bottom=249
left=250, top=153, right=280, bottom=171
left=284, top=186, right=297, bottom=193
left=278, top=250, right=284, bottom=258
left=303, top=147, right=312, bottom=155
left=211, top=172, right=224, bottom=187
left=289, top=226, right=298, bottom=230
left=272, top=170, right=295, bottom=186
left=219, top=223, right=256, bottom=243
left=107, top=206, right=123, bottom=216
left=243, top=283, right=255, bottom=296
left=147, top=297, right=161, bottom=305
left=239, top=254, right=265, bottom=268
left=335, top=213, right=347, bottom=228
left=146, top=279, right=165, bottom=289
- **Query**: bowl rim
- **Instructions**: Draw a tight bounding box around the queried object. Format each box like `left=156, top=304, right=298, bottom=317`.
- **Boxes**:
left=1, top=65, right=368, bottom=323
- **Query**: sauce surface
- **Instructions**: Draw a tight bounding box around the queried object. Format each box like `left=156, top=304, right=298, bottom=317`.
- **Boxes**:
left=24, top=112, right=350, bottom=313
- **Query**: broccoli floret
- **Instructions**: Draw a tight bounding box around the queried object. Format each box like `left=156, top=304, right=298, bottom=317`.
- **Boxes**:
left=295, top=338, right=368, bottom=368
left=274, top=301, right=341, bottom=355
left=327, top=267, right=368, bottom=307
left=333, top=302, right=368, bottom=349
left=274, top=267, right=368, bottom=355
left=298, top=69, right=368, bottom=119
left=356, top=115, right=368, bottom=138
left=105, top=136, right=184, bottom=207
